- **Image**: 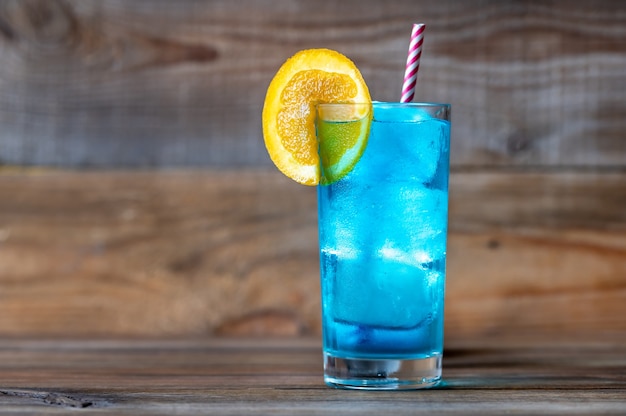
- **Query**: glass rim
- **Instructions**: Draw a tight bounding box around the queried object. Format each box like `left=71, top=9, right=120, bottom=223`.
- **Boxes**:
left=317, top=101, right=450, bottom=109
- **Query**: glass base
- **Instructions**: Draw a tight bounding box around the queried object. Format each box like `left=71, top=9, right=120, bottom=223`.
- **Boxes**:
left=324, top=352, right=442, bottom=390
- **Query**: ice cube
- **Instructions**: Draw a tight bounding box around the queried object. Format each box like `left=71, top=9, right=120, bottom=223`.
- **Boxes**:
left=369, top=247, right=443, bottom=328
left=398, top=119, right=449, bottom=185
left=371, top=186, right=448, bottom=263
left=372, top=105, right=449, bottom=185
left=324, top=241, right=445, bottom=330
left=373, top=102, right=431, bottom=123
left=400, top=187, right=448, bottom=261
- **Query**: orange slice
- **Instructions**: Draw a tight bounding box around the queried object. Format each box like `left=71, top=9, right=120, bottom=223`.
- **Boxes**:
left=262, top=49, right=371, bottom=185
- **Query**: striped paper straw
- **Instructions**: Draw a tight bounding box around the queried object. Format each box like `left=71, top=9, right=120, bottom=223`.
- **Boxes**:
left=400, top=23, right=425, bottom=103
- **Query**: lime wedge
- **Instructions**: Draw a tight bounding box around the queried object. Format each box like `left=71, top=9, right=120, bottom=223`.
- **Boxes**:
left=317, top=106, right=372, bottom=185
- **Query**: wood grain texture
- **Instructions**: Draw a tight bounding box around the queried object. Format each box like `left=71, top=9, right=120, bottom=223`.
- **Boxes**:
left=0, top=338, right=624, bottom=414
left=1, top=1, right=624, bottom=340
left=1, top=169, right=624, bottom=339
left=0, top=0, right=624, bottom=168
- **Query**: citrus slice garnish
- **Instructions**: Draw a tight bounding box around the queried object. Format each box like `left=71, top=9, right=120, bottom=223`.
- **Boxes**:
left=262, top=49, right=371, bottom=185
left=317, top=104, right=371, bottom=185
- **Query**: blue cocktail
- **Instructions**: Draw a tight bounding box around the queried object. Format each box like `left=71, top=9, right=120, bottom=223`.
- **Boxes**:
left=317, top=102, right=451, bottom=389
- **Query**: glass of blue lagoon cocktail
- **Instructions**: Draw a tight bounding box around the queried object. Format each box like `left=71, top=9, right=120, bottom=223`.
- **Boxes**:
left=316, top=102, right=451, bottom=390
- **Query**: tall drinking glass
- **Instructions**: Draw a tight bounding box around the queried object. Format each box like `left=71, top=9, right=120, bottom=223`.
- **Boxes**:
left=316, top=102, right=451, bottom=390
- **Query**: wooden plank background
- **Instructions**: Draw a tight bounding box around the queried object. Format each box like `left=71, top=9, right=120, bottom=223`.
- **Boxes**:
left=0, top=0, right=624, bottom=168
left=0, top=0, right=625, bottom=341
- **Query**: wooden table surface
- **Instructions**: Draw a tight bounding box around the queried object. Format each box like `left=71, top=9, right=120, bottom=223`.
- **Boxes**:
left=1, top=337, right=624, bottom=415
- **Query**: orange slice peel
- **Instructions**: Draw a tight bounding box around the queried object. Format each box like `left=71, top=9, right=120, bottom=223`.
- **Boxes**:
left=262, top=49, right=371, bottom=185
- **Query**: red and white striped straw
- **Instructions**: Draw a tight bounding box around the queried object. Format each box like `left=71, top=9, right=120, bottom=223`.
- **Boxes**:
left=400, top=23, right=425, bottom=103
